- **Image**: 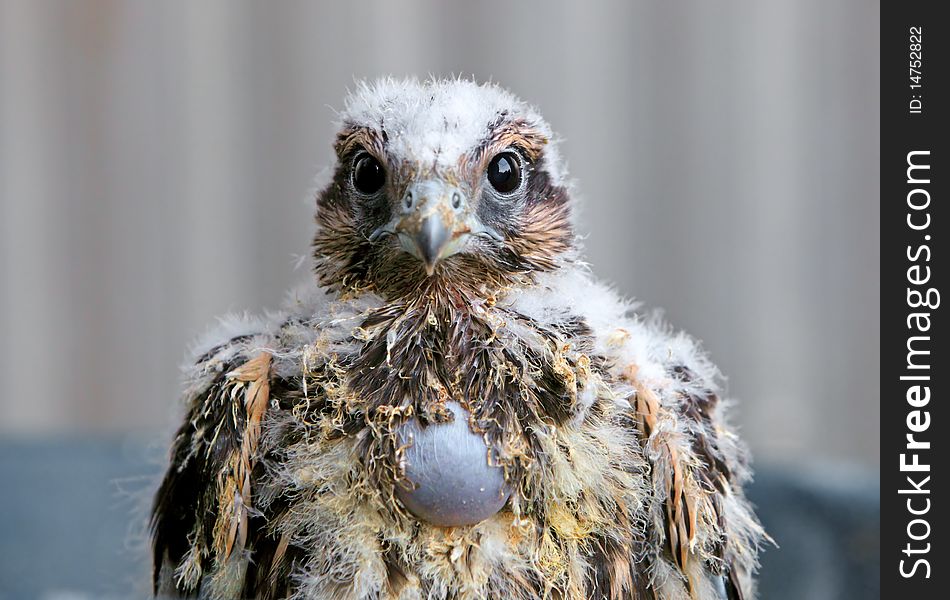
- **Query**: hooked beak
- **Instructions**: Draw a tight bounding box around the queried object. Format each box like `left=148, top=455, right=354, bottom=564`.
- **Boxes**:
left=415, top=211, right=451, bottom=274
left=394, top=180, right=468, bottom=276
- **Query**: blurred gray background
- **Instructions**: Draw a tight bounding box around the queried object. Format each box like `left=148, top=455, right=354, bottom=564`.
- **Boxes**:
left=0, top=1, right=879, bottom=598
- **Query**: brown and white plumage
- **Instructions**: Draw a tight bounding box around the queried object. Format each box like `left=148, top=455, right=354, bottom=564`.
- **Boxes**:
left=152, top=78, right=765, bottom=600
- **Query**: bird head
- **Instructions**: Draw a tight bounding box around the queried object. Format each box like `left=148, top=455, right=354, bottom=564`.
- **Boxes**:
left=313, top=78, right=575, bottom=300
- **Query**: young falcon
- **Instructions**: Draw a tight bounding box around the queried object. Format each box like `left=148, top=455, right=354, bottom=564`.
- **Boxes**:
left=151, top=78, right=766, bottom=600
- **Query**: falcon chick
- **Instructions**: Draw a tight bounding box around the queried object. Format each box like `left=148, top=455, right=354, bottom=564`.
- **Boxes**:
left=152, top=78, right=765, bottom=600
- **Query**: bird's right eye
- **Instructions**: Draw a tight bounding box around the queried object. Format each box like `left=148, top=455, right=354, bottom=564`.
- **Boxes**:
left=353, top=154, right=386, bottom=194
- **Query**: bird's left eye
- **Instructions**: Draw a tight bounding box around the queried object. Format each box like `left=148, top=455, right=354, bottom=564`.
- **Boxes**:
left=487, top=152, right=523, bottom=195
left=353, top=154, right=386, bottom=194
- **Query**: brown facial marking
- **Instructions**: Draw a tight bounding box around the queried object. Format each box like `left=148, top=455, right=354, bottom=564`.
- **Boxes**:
left=335, top=125, right=387, bottom=160
left=510, top=201, right=573, bottom=271
left=462, top=118, right=549, bottom=188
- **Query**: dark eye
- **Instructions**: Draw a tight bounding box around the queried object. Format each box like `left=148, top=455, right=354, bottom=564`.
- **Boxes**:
left=353, top=154, right=385, bottom=194
left=487, top=152, right=522, bottom=194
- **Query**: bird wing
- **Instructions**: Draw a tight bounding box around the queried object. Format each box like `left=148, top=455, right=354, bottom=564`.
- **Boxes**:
left=150, top=335, right=282, bottom=598
left=610, top=327, right=767, bottom=599
left=501, top=269, right=767, bottom=599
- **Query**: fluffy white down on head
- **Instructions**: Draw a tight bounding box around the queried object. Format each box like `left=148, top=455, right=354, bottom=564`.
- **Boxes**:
left=339, top=77, right=566, bottom=186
